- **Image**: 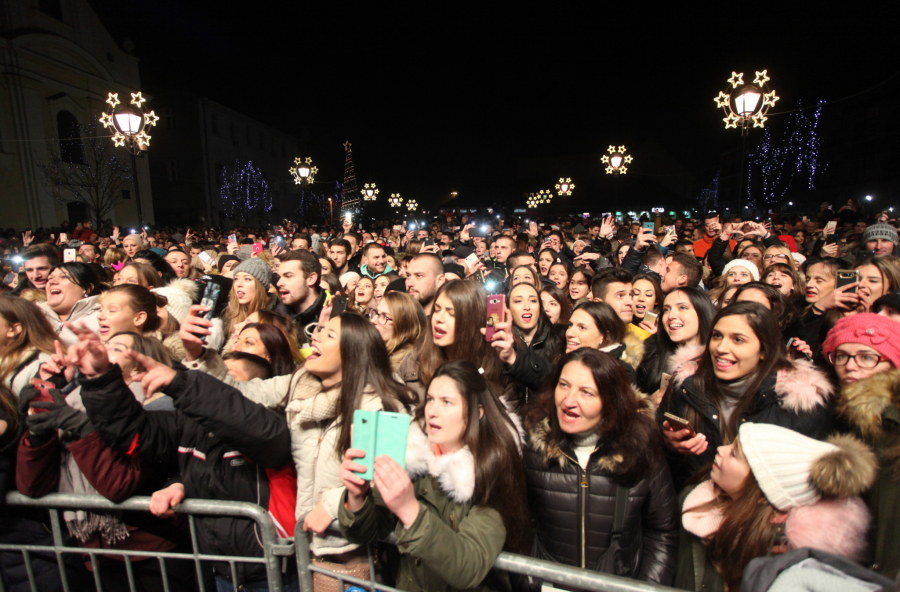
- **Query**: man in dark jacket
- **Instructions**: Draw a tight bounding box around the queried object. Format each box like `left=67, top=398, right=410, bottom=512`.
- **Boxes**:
left=273, top=249, right=325, bottom=343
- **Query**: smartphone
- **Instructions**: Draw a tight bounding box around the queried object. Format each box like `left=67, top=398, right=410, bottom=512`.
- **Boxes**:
left=344, top=213, right=352, bottom=224
left=423, top=238, right=435, bottom=247
left=252, top=242, right=264, bottom=255
left=28, top=379, right=56, bottom=415
left=824, top=220, right=838, bottom=236
left=664, top=412, right=696, bottom=437
left=199, top=281, right=221, bottom=328
left=583, top=213, right=590, bottom=219
left=329, top=295, right=348, bottom=320
left=642, top=222, right=655, bottom=232
left=836, top=270, right=859, bottom=293
left=644, top=311, right=658, bottom=325
left=464, top=253, right=480, bottom=271
left=659, top=372, right=672, bottom=395
left=198, top=251, right=214, bottom=266
left=351, top=410, right=411, bottom=481
left=274, top=235, right=287, bottom=249
left=228, top=234, right=237, bottom=244
left=485, top=294, right=505, bottom=342
left=469, top=225, right=488, bottom=238
left=59, top=232, right=68, bottom=243
left=392, top=225, right=402, bottom=231
left=64, top=248, right=76, bottom=262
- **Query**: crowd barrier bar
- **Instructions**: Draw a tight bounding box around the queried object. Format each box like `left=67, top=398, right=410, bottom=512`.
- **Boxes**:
left=0, top=491, right=295, bottom=592
left=294, top=520, right=680, bottom=592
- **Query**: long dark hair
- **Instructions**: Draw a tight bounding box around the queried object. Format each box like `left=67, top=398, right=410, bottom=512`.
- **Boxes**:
left=335, top=313, right=416, bottom=455
left=524, top=348, right=661, bottom=485
left=242, top=323, right=296, bottom=376
left=416, top=361, right=531, bottom=553
left=571, top=300, right=625, bottom=346
left=688, top=302, right=791, bottom=443
left=636, top=287, right=716, bottom=394
left=541, top=284, right=573, bottom=325
left=418, top=280, right=503, bottom=387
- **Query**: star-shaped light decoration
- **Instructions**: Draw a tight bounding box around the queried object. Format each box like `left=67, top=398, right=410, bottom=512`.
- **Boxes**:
left=617, top=145, right=626, bottom=153
left=363, top=183, right=379, bottom=201
left=714, top=91, right=730, bottom=109
left=343, top=141, right=352, bottom=152
left=112, top=132, right=126, bottom=147
left=294, top=157, right=305, bottom=166
left=130, top=92, right=147, bottom=107
left=106, top=93, right=120, bottom=109
left=99, top=112, right=114, bottom=128
left=144, top=111, right=159, bottom=127
left=607, top=145, right=617, bottom=154
left=603, top=145, right=633, bottom=175
left=555, top=177, right=575, bottom=196
left=406, top=199, right=419, bottom=211
left=619, top=166, right=628, bottom=175
left=601, top=155, right=610, bottom=164
left=605, top=165, right=615, bottom=174
left=389, top=193, right=403, bottom=208
left=537, top=189, right=553, bottom=204
left=289, top=157, right=318, bottom=184
left=716, top=69, right=777, bottom=133
left=624, top=155, right=633, bottom=164
left=526, top=194, right=539, bottom=209
left=135, top=130, right=151, bottom=148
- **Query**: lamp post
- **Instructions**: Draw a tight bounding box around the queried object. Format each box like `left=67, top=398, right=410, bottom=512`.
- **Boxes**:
left=601, top=145, right=633, bottom=176
left=328, top=197, right=333, bottom=222
left=715, top=70, right=779, bottom=213
left=363, top=183, right=379, bottom=201
left=555, top=177, right=575, bottom=196
left=99, top=92, right=158, bottom=227
left=289, top=157, right=318, bottom=186
left=389, top=193, right=403, bottom=208
left=526, top=193, right=539, bottom=209
left=406, top=199, right=419, bottom=212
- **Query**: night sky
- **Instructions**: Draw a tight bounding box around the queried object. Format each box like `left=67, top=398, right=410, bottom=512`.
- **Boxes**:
left=89, top=2, right=900, bottom=208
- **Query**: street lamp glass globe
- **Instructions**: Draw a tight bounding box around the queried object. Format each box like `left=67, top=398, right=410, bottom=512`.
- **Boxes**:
left=297, top=165, right=311, bottom=178
left=866, top=195, right=873, bottom=201
left=113, top=108, right=144, bottom=135
left=560, top=183, right=569, bottom=193
left=366, top=189, right=374, bottom=197
left=734, top=88, right=762, bottom=116
left=610, top=155, right=623, bottom=168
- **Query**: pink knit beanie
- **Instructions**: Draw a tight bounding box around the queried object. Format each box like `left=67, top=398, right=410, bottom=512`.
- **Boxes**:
left=822, top=313, right=900, bottom=368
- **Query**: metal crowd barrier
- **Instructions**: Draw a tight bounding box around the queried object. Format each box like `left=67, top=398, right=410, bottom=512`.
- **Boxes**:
left=294, top=521, right=680, bottom=592
left=0, top=491, right=295, bottom=592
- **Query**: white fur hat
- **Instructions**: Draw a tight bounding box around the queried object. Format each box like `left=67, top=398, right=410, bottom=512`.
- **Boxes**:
left=722, top=258, right=760, bottom=282
left=152, top=278, right=198, bottom=325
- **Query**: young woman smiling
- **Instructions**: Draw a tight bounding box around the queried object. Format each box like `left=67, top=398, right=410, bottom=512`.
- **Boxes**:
left=38, top=263, right=104, bottom=346
left=96, top=285, right=165, bottom=342
left=851, top=255, right=900, bottom=313
left=523, top=348, right=677, bottom=584
left=763, top=261, right=803, bottom=299
left=567, top=267, right=593, bottom=306
left=657, top=301, right=833, bottom=490
left=631, top=273, right=661, bottom=333
left=338, top=361, right=530, bottom=591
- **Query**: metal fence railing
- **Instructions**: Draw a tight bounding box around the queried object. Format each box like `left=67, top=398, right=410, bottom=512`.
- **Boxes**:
left=294, top=522, right=681, bottom=592
left=0, top=491, right=295, bottom=592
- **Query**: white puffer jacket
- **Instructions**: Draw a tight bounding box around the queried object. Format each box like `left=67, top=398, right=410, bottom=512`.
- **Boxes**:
left=38, top=295, right=101, bottom=347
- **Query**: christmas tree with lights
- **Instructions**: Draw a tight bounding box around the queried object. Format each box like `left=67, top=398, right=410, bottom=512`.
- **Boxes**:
left=341, top=141, right=360, bottom=213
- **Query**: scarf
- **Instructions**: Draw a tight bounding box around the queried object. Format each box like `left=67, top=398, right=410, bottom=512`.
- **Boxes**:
left=682, top=479, right=724, bottom=539
left=285, top=369, right=342, bottom=428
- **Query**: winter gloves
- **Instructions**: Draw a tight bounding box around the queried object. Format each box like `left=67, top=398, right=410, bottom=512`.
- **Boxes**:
left=18, top=385, right=93, bottom=446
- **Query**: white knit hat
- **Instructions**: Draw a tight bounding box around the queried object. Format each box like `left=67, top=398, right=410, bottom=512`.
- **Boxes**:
left=791, top=252, right=806, bottom=266
left=722, top=258, right=760, bottom=282
left=738, top=423, right=876, bottom=511
left=152, top=278, right=197, bottom=325
left=339, top=271, right=361, bottom=288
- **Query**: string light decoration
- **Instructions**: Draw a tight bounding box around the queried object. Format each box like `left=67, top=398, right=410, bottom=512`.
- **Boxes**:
left=341, top=141, right=361, bottom=210
left=363, top=183, right=379, bottom=201
left=289, top=157, right=318, bottom=186
left=555, top=177, right=575, bottom=196
left=714, top=69, right=779, bottom=136
left=219, top=160, right=273, bottom=224
left=526, top=193, right=539, bottom=209
left=389, top=193, right=403, bottom=208
left=536, top=189, right=553, bottom=204
left=601, top=145, right=633, bottom=175
left=406, top=199, right=419, bottom=211
left=745, top=100, right=827, bottom=209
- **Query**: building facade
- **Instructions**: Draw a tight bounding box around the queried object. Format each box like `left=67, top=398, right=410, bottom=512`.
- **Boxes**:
left=0, top=0, right=151, bottom=229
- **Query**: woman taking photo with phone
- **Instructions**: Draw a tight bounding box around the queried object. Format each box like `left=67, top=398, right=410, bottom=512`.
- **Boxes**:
left=338, top=360, right=530, bottom=592
left=657, top=301, right=833, bottom=489
left=523, top=348, right=677, bottom=584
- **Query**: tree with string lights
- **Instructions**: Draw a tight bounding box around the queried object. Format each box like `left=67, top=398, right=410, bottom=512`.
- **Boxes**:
left=746, top=101, right=827, bottom=209
left=219, top=160, right=273, bottom=224
left=39, top=122, right=132, bottom=226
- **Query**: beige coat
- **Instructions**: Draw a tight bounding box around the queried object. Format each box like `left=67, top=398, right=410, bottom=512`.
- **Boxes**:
left=38, top=295, right=101, bottom=347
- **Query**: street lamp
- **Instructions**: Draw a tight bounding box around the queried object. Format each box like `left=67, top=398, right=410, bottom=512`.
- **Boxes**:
left=526, top=193, right=539, bottom=209
left=601, top=145, right=633, bottom=175
left=536, top=189, right=553, bottom=204
left=99, top=92, right=158, bottom=227
left=555, top=177, right=575, bottom=196
left=406, top=199, right=419, bottom=211
left=289, top=157, right=318, bottom=186
left=389, top=193, right=403, bottom=208
left=363, top=183, right=379, bottom=201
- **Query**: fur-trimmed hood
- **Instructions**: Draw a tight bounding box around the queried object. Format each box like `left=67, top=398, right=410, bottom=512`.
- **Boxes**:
left=526, top=416, right=624, bottom=473
left=620, top=329, right=645, bottom=370
left=837, top=368, right=900, bottom=472
left=671, top=345, right=833, bottom=414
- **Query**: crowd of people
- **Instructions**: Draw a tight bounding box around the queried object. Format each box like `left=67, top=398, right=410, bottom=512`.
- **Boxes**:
left=0, top=200, right=899, bottom=591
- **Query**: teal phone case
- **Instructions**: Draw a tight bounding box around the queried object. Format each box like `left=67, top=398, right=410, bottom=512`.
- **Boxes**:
left=351, top=410, right=410, bottom=481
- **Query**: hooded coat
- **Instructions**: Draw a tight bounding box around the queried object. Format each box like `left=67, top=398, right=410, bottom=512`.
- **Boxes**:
left=658, top=344, right=834, bottom=489
left=339, top=420, right=512, bottom=592
left=836, top=368, right=900, bottom=579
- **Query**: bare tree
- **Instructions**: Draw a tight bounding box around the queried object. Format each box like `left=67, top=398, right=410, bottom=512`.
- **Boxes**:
left=39, top=123, right=132, bottom=226
left=219, top=160, right=273, bottom=224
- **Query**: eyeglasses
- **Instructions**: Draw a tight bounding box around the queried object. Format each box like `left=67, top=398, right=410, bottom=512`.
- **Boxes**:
left=366, top=309, right=393, bottom=325
left=764, top=254, right=788, bottom=261
left=827, top=351, right=884, bottom=368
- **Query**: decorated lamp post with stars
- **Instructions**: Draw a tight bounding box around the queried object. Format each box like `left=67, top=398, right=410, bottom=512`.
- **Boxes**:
left=555, top=178, right=575, bottom=196
left=536, top=189, right=553, bottom=204
left=363, top=183, right=379, bottom=201
left=389, top=193, right=403, bottom=208
left=715, top=70, right=779, bottom=212
left=99, top=91, right=158, bottom=227
left=289, top=157, right=318, bottom=187
left=406, top=199, right=419, bottom=213
left=526, top=193, right=539, bottom=209
left=601, top=145, right=633, bottom=176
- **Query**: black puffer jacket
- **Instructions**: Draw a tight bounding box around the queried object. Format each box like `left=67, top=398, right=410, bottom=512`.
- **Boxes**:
left=523, top=416, right=678, bottom=585
left=79, top=365, right=295, bottom=587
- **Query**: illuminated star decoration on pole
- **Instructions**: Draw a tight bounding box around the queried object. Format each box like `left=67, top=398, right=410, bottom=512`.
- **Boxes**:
left=555, top=177, right=575, bottom=196
left=99, top=90, right=159, bottom=154
left=601, top=145, right=633, bottom=175
left=406, top=199, right=419, bottom=211
left=289, top=157, right=318, bottom=185
left=526, top=194, right=539, bottom=209
left=389, top=193, right=403, bottom=208
left=536, top=189, right=553, bottom=204
left=714, top=69, right=779, bottom=135
left=363, top=183, right=379, bottom=201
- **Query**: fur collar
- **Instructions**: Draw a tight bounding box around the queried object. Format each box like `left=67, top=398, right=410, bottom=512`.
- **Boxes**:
left=670, top=346, right=832, bottom=413
left=405, top=421, right=475, bottom=504
left=527, top=416, right=623, bottom=472
left=837, top=368, right=900, bottom=441
left=620, top=330, right=645, bottom=370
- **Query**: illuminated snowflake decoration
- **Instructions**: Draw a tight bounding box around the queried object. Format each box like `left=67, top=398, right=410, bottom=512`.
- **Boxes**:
left=602, top=145, right=633, bottom=175
left=363, top=183, right=379, bottom=201
left=406, top=199, right=419, bottom=211
left=289, top=157, right=318, bottom=185
left=536, top=189, right=553, bottom=204
left=100, top=89, right=158, bottom=153
left=715, top=69, right=778, bottom=131
left=555, top=177, right=575, bottom=196
left=389, top=193, right=403, bottom=207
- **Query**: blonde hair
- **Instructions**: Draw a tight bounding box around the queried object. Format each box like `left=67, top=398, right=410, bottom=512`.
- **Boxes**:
left=383, top=292, right=428, bottom=356
left=104, top=248, right=128, bottom=267
left=225, top=275, right=270, bottom=335
left=0, top=296, right=56, bottom=385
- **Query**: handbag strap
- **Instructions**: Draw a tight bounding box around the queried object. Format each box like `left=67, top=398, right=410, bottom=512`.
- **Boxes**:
left=610, top=484, right=628, bottom=538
